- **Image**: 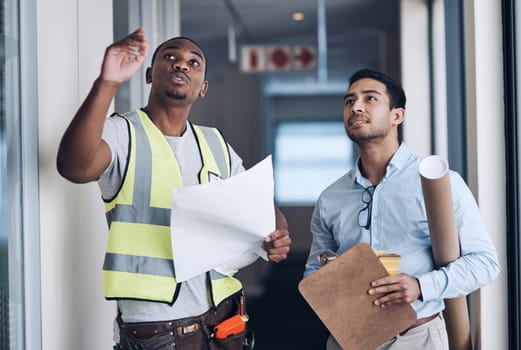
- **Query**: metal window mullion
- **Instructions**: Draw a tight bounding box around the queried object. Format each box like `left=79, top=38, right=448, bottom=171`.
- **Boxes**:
left=502, top=0, right=521, bottom=349
left=19, top=0, right=42, bottom=348
left=444, top=0, right=467, bottom=179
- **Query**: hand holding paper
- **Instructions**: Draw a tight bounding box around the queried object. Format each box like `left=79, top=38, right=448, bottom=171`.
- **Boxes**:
left=262, top=207, right=291, bottom=263
left=170, top=156, right=277, bottom=282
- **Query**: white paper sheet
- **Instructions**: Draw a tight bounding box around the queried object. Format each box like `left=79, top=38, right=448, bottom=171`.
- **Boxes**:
left=171, top=155, right=275, bottom=282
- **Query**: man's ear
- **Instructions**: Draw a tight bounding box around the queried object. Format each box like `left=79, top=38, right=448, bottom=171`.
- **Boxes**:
left=199, top=80, right=209, bottom=97
left=145, top=67, right=152, bottom=84
left=392, top=107, right=405, bottom=126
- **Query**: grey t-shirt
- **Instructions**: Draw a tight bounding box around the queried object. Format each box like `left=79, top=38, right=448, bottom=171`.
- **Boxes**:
left=99, top=114, right=245, bottom=325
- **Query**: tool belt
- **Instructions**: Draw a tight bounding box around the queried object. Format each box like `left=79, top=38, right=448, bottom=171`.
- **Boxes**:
left=117, top=295, right=254, bottom=350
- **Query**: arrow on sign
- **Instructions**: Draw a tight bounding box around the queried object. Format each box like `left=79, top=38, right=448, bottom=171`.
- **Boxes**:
left=293, top=46, right=317, bottom=69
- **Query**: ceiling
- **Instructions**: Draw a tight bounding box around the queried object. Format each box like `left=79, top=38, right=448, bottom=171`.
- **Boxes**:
left=179, top=0, right=400, bottom=83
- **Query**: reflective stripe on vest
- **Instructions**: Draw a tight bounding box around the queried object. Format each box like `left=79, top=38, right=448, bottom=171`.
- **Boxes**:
left=192, top=124, right=231, bottom=183
left=102, top=109, right=241, bottom=304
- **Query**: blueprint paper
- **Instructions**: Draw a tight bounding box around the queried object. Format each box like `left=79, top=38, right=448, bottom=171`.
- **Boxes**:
left=171, top=156, right=274, bottom=282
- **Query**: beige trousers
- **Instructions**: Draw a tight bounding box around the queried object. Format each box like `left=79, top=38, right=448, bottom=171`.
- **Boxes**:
left=326, top=314, right=449, bottom=350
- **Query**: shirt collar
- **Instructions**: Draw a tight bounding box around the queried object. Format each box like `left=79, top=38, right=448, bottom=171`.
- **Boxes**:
left=352, top=143, right=412, bottom=186
left=388, top=143, right=412, bottom=172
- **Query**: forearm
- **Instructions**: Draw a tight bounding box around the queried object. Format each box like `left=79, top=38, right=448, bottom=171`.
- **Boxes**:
left=57, top=78, right=119, bottom=182
left=417, top=250, right=500, bottom=301
left=304, top=208, right=337, bottom=277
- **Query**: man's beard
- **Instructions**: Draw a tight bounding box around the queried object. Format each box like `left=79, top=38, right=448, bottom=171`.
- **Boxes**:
left=346, top=127, right=386, bottom=144
left=166, top=90, right=187, bottom=100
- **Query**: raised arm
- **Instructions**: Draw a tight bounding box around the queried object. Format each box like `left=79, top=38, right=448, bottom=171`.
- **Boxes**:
left=57, top=27, right=148, bottom=183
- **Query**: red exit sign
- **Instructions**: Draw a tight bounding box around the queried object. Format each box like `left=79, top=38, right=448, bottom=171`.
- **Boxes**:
left=240, top=45, right=317, bottom=73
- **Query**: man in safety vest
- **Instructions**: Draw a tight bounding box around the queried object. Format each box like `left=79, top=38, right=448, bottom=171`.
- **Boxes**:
left=57, top=27, right=291, bottom=350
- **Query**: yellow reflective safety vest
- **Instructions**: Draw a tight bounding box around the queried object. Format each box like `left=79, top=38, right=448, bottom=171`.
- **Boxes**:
left=102, top=109, right=243, bottom=305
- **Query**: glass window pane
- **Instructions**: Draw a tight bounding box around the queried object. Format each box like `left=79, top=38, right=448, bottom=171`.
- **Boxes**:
left=1, top=0, right=25, bottom=348
left=274, top=121, right=355, bottom=205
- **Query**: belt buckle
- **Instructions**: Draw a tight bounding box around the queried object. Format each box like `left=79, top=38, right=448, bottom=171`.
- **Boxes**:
left=177, top=322, right=200, bottom=335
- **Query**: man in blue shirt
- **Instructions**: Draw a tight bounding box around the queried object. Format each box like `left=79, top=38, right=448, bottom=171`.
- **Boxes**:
left=303, top=68, right=500, bottom=350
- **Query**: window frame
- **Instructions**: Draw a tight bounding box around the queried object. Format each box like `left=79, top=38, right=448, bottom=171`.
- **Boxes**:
left=1, top=0, right=42, bottom=348
left=502, top=0, right=520, bottom=348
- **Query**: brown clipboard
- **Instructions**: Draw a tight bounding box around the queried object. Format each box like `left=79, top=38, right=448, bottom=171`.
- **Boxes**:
left=298, top=243, right=417, bottom=350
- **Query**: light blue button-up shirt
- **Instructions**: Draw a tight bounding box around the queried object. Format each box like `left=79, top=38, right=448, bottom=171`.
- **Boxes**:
left=304, top=143, right=500, bottom=318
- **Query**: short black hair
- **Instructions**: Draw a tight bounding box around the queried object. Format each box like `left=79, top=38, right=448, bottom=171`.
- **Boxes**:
left=150, top=36, right=208, bottom=77
left=348, top=68, right=406, bottom=109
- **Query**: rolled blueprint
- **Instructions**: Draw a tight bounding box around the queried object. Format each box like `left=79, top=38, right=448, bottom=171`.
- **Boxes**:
left=419, top=155, right=472, bottom=350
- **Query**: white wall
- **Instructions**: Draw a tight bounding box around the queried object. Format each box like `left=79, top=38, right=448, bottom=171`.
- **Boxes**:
left=37, top=0, right=115, bottom=349
left=400, top=0, right=432, bottom=158
left=464, top=0, right=508, bottom=349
